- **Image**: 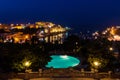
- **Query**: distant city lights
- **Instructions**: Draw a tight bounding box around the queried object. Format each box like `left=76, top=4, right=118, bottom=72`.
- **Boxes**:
left=0, top=21, right=69, bottom=44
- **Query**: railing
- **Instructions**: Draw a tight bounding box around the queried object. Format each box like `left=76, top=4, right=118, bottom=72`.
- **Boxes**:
left=0, top=69, right=120, bottom=79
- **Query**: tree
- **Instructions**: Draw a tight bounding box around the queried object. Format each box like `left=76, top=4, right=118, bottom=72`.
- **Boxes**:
left=12, top=49, right=36, bottom=72
left=88, top=54, right=108, bottom=71
left=63, top=35, right=80, bottom=52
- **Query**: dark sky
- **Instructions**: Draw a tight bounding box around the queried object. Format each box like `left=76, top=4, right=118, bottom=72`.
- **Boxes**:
left=0, top=0, right=120, bottom=32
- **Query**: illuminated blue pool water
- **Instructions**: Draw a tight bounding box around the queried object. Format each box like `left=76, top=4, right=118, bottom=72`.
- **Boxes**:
left=46, top=55, right=80, bottom=68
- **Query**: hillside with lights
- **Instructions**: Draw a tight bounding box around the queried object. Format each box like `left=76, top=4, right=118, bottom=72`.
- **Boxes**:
left=93, top=26, right=120, bottom=41
left=0, top=22, right=69, bottom=44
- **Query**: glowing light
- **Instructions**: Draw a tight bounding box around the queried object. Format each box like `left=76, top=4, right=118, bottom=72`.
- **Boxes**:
left=48, top=26, right=52, bottom=28
left=25, top=35, right=29, bottom=39
left=93, top=61, right=100, bottom=67
left=109, top=47, right=113, bottom=51
left=24, top=61, right=31, bottom=67
left=92, top=31, right=99, bottom=36
left=14, top=37, right=19, bottom=43
left=11, top=24, right=14, bottom=26
left=110, top=27, right=116, bottom=35
left=113, top=35, right=120, bottom=41
left=60, top=55, right=68, bottom=59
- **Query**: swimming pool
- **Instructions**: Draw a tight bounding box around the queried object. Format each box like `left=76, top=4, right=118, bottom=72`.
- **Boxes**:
left=46, top=55, right=80, bottom=68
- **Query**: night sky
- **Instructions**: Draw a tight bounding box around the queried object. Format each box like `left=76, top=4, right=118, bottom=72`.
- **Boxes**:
left=1, top=0, right=120, bottom=32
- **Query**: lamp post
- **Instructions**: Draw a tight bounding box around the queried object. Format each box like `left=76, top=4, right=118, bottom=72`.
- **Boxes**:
left=93, top=61, right=100, bottom=72
left=24, top=61, right=31, bottom=80
left=93, top=61, right=101, bottom=79
left=24, top=61, right=31, bottom=73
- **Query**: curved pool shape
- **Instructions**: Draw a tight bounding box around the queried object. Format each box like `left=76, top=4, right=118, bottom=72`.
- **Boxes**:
left=46, top=55, right=80, bottom=68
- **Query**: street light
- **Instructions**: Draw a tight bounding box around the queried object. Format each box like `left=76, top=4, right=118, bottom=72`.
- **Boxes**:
left=93, top=61, right=101, bottom=79
left=109, top=47, right=113, bottom=51
left=93, top=61, right=101, bottom=72
left=24, top=61, right=31, bottom=72
left=94, top=61, right=100, bottom=67
left=24, top=61, right=31, bottom=67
